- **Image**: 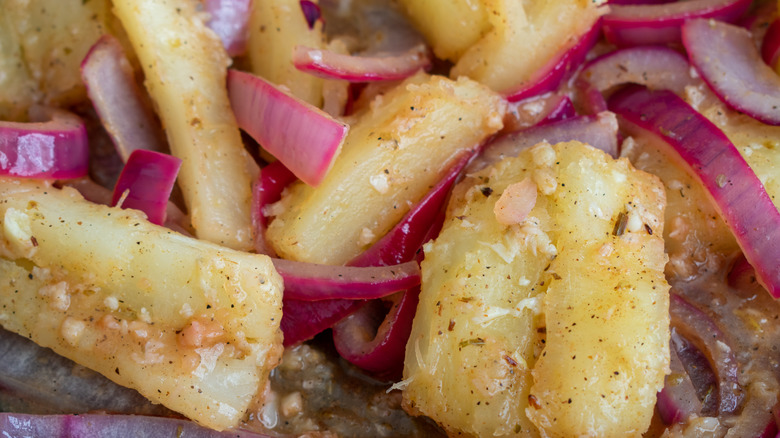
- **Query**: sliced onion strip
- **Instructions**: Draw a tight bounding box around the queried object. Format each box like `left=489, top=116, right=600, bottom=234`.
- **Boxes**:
left=202, top=0, right=252, bottom=56
left=656, top=338, right=704, bottom=424
left=609, top=86, right=780, bottom=299
left=0, top=413, right=271, bottom=437
left=111, top=150, right=182, bottom=225
left=761, top=18, right=780, bottom=69
left=683, top=18, right=780, bottom=126
left=348, top=151, right=473, bottom=268
left=81, top=35, right=166, bottom=162
left=576, top=45, right=695, bottom=114
left=470, top=112, right=619, bottom=173
left=669, top=293, right=742, bottom=414
left=332, top=287, right=420, bottom=380
left=0, top=107, right=88, bottom=179
left=272, top=258, right=420, bottom=301
left=251, top=161, right=298, bottom=256
left=293, top=44, right=431, bottom=82
left=603, top=0, right=752, bottom=46
left=228, top=69, right=348, bottom=186
left=280, top=299, right=364, bottom=347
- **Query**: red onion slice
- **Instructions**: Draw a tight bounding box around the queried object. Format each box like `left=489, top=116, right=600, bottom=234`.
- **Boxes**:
left=0, top=413, right=271, bottom=437
left=505, top=20, right=602, bottom=102
left=683, top=18, right=780, bottom=126
left=272, top=258, right=421, bottom=301
left=727, top=253, right=765, bottom=296
left=332, top=287, right=420, bottom=380
left=81, top=35, right=166, bottom=162
left=669, top=293, right=743, bottom=414
left=111, top=150, right=182, bottom=225
left=281, top=299, right=364, bottom=347
left=669, top=328, right=720, bottom=416
left=504, top=93, right=576, bottom=133
left=348, top=151, right=474, bottom=268
left=0, top=107, right=88, bottom=179
left=603, top=0, right=752, bottom=46
left=292, top=44, right=431, bottom=82
left=203, top=0, right=252, bottom=57
left=251, top=161, right=298, bottom=256
left=761, top=19, right=780, bottom=69
left=536, top=95, right=576, bottom=126
left=299, top=0, right=322, bottom=30
left=576, top=46, right=695, bottom=114
left=609, top=86, right=780, bottom=299
left=656, top=337, right=704, bottom=424
left=470, top=112, right=619, bottom=173
left=228, top=69, right=348, bottom=186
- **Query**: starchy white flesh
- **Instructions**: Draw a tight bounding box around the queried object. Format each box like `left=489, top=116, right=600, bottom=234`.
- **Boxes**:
left=0, top=0, right=122, bottom=120
left=403, top=141, right=670, bottom=437
left=266, top=73, right=506, bottom=265
left=247, top=0, right=325, bottom=107
left=112, top=0, right=258, bottom=251
left=397, top=0, right=490, bottom=62
left=0, top=179, right=283, bottom=431
left=449, top=0, right=606, bottom=95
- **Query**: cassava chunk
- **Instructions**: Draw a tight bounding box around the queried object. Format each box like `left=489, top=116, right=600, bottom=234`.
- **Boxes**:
left=397, top=0, right=490, bottom=62
left=247, top=0, right=325, bottom=107
left=0, top=0, right=123, bottom=120
left=113, top=0, right=258, bottom=251
left=0, top=179, right=283, bottom=431
left=265, top=73, right=506, bottom=265
left=449, top=0, right=606, bottom=96
left=402, top=141, right=669, bottom=437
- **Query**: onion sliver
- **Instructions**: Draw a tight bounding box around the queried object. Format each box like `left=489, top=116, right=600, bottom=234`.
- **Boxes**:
left=762, top=19, right=780, bottom=70
left=81, top=35, right=166, bottom=162
left=683, top=18, right=780, bottom=126
left=111, top=150, right=182, bottom=225
left=504, top=93, right=575, bottom=133
left=670, top=328, right=719, bottom=416
left=293, top=44, right=431, bottom=82
left=280, top=299, right=364, bottom=347
left=505, top=20, right=601, bottom=102
left=470, top=112, right=619, bottom=173
left=727, top=253, right=765, bottom=296
left=609, top=86, right=780, bottom=299
left=299, top=0, right=322, bottom=30
left=0, top=107, right=88, bottom=179
left=348, top=151, right=473, bottom=268
left=656, top=338, right=703, bottom=424
left=203, top=0, right=252, bottom=56
left=252, top=161, right=298, bottom=256
left=576, top=46, right=695, bottom=114
left=332, top=287, right=420, bottom=380
left=669, top=293, right=743, bottom=414
left=0, top=413, right=272, bottom=437
left=228, top=69, right=348, bottom=186
left=602, top=0, right=752, bottom=46
left=272, top=258, right=421, bottom=301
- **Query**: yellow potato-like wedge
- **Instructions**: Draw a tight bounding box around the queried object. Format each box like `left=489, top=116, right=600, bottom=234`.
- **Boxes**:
left=450, top=0, right=606, bottom=95
left=397, top=0, right=490, bottom=62
left=246, top=0, right=325, bottom=107
left=266, top=73, right=506, bottom=265
left=403, top=141, right=669, bottom=437
left=0, top=0, right=120, bottom=119
left=0, top=179, right=283, bottom=431
left=113, top=0, right=258, bottom=251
